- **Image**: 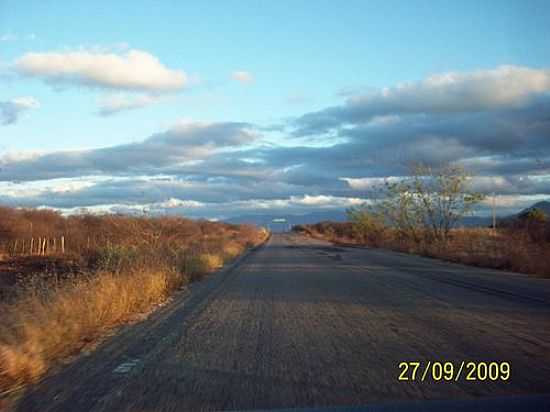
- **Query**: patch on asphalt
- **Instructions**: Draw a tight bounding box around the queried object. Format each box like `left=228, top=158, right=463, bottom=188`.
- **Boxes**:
left=315, top=246, right=347, bottom=253
left=316, top=251, right=344, bottom=261
left=113, top=358, right=142, bottom=374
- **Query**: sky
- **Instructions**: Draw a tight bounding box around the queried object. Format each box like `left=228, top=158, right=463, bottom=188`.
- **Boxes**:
left=1, top=0, right=550, bottom=219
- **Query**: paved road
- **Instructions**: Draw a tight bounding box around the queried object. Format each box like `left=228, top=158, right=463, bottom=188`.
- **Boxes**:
left=15, top=233, right=550, bottom=411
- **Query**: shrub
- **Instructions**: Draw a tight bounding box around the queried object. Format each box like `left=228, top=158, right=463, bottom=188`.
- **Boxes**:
left=200, top=253, right=224, bottom=272
left=88, top=244, right=139, bottom=272
left=346, top=207, right=386, bottom=246
left=222, top=242, right=244, bottom=261
left=176, top=252, right=223, bottom=282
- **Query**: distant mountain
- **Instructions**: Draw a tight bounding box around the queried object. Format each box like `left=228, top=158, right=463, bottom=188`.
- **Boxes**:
left=517, top=201, right=550, bottom=216
left=495, top=200, right=550, bottom=226
left=457, top=200, right=550, bottom=228
left=225, top=210, right=347, bottom=231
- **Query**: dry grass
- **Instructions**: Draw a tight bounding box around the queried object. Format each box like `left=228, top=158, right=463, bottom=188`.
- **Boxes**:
left=222, top=241, right=245, bottom=260
left=436, top=229, right=550, bottom=276
left=296, top=223, right=550, bottom=278
left=0, top=268, right=185, bottom=394
left=0, top=206, right=269, bottom=396
left=200, top=253, right=225, bottom=271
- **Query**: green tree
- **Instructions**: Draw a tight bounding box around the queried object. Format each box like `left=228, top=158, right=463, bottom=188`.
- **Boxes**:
left=408, top=164, right=485, bottom=242
left=362, top=164, right=485, bottom=244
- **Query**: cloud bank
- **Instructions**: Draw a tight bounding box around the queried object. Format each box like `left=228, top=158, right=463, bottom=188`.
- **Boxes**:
left=0, top=120, right=259, bottom=180
left=294, top=65, right=550, bottom=135
left=2, top=65, right=550, bottom=217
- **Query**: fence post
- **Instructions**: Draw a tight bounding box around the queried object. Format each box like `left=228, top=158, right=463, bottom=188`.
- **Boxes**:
left=61, top=236, right=65, bottom=254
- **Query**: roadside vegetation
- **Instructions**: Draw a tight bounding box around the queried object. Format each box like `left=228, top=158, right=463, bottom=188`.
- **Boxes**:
left=294, top=164, right=550, bottom=277
left=0, top=207, right=268, bottom=395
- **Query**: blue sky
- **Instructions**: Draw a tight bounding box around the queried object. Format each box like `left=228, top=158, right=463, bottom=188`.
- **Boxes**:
left=1, top=0, right=550, bottom=218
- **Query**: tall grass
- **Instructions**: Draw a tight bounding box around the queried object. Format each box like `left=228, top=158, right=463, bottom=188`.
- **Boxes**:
left=0, top=267, right=183, bottom=393
left=0, top=207, right=269, bottom=396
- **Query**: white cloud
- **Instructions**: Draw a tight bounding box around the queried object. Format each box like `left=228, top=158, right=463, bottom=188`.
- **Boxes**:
left=289, top=194, right=364, bottom=207
left=0, top=177, right=99, bottom=198
left=149, top=195, right=365, bottom=215
left=97, top=93, right=162, bottom=116
left=0, top=96, right=40, bottom=125
left=340, top=176, right=404, bottom=190
left=15, top=49, right=187, bottom=92
left=480, top=194, right=550, bottom=209
left=153, top=198, right=205, bottom=209
left=231, top=70, right=254, bottom=85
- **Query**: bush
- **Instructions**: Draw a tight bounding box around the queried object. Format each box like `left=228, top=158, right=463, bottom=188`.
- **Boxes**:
left=347, top=207, right=386, bottom=246
left=200, top=253, right=224, bottom=271
left=222, top=242, right=244, bottom=261
left=88, top=245, right=139, bottom=272
left=176, top=252, right=223, bottom=282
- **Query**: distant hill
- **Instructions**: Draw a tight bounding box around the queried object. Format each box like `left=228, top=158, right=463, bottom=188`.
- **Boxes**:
left=225, top=200, right=550, bottom=231
left=517, top=201, right=550, bottom=216
left=227, top=210, right=492, bottom=230
left=495, top=200, right=550, bottom=226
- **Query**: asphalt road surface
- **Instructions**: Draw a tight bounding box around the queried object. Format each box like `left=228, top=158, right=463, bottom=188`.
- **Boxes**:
left=14, top=233, right=550, bottom=411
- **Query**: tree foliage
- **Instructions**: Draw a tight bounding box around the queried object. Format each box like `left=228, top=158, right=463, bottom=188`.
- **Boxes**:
left=348, top=164, right=485, bottom=244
